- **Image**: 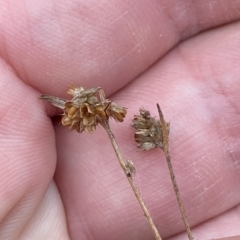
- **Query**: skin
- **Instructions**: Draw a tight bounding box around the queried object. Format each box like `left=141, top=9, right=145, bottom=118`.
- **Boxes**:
left=0, top=0, right=240, bottom=239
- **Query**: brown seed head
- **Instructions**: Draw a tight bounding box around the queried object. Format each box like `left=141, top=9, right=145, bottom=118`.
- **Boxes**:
left=132, top=108, right=169, bottom=150
left=40, top=85, right=127, bottom=133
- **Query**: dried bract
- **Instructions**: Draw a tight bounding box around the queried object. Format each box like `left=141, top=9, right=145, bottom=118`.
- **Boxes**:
left=124, top=159, right=136, bottom=177
left=132, top=108, right=169, bottom=150
left=40, top=85, right=127, bottom=133
left=40, top=95, right=67, bottom=109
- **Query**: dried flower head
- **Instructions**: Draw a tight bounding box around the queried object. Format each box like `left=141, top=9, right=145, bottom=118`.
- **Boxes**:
left=132, top=108, right=169, bottom=150
left=40, top=85, right=127, bottom=133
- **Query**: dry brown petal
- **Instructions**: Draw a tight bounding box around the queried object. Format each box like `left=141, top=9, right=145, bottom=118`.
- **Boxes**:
left=106, top=102, right=127, bottom=122
left=61, top=115, right=72, bottom=126
left=67, top=106, right=78, bottom=118
left=70, top=119, right=84, bottom=133
left=95, top=104, right=109, bottom=120
left=84, top=124, right=96, bottom=134
left=82, top=114, right=95, bottom=126
left=79, top=104, right=95, bottom=118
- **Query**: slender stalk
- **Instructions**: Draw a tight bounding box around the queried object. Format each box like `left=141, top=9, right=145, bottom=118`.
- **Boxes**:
left=102, top=121, right=162, bottom=240
left=157, top=104, right=193, bottom=240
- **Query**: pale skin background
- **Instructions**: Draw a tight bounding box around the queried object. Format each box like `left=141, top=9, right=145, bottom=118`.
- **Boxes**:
left=0, top=0, right=240, bottom=239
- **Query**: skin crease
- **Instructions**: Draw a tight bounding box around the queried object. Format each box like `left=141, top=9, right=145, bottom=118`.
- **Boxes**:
left=0, top=0, right=240, bottom=239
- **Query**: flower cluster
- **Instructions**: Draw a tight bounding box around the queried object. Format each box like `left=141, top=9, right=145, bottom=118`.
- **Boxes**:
left=40, top=85, right=127, bottom=133
left=132, top=108, right=169, bottom=150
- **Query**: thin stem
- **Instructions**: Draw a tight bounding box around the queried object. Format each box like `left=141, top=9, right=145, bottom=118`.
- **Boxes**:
left=157, top=104, right=194, bottom=240
left=102, top=121, right=162, bottom=240
left=163, top=151, right=193, bottom=240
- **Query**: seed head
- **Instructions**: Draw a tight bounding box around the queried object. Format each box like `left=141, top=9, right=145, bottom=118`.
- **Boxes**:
left=40, top=85, right=127, bottom=133
left=132, top=108, right=169, bottom=150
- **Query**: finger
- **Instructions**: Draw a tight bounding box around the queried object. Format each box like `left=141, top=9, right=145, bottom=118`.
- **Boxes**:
left=55, top=21, right=240, bottom=239
left=19, top=181, right=70, bottom=240
left=167, top=205, right=240, bottom=240
left=0, top=58, right=56, bottom=238
left=1, top=0, right=240, bottom=96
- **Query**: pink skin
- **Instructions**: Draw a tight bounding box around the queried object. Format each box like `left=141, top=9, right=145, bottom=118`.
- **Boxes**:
left=0, top=0, right=240, bottom=239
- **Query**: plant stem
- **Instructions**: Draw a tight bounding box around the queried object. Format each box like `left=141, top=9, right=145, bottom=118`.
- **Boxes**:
left=163, top=151, right=193, bottom=240
left=157, top=104, right=193, bottom=240
left=102, top=121, right=162, bottom=240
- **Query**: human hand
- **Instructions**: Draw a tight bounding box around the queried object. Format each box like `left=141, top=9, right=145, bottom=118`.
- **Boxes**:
left=0, top=1, right=240, bottom=239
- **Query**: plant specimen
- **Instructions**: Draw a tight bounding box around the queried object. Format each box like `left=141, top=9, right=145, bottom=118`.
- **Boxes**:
left=40, top=85, right=162, bottom=240
left=132, top=104, right=194, bottom=240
